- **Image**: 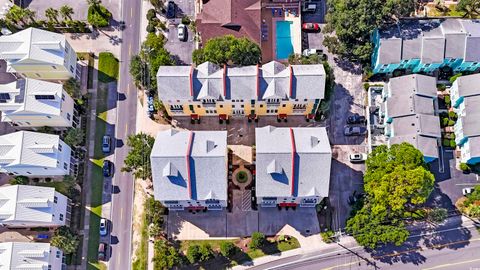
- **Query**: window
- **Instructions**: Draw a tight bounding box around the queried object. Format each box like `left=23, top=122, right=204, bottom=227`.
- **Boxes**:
left=70, top=66, right=74, bottom=73
left=26, top=122, right=31, bottom=125
left=52, top=66, right=57, bottom=70
left=35, top=95, right=55, bottom=100
left=260, top=104, right=264, bottom=108
left=58, top=144, right=62, bottom=152
left=27, top=172, right=31, bottom=174
left=63, top=162, right=68, bottom=170
left=65, top=46, right=69, bottom=53
left=197, top=105, right=201, bottom=108
left=62, top=93, right=65, bottom=100
left=424, top=63, right=430, bottom=67
left=266, top=110, right=270, bottom=113
left=0, top=93, right=10, bottom=101
left=241, top=105, right=244, bottom=108
left=54, top=196, right=58, bottom=203
left=36, top=73, right=41, bottom=77
left=66, top=113, right=71, bottom=120
left=46, top=116, right=51, bottom=119
left=59, top=214, right=64, bottom=221
left=282, top=104, right=286, bottom=107
left=56, top=250, right=61, bottom=258
left=232, top=104, right=235, bottom=108
left=251, top=100, right=255, bottom=105
left=219, top=105, right=223, bottom=108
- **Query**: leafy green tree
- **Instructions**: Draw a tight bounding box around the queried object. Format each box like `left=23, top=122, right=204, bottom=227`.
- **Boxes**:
left=428, top=208, right=448, bottom=223
left=346, top=143, right=434, bottom=248
left=5, top=6, right=27, bottom=25
left=146, top=197, right=166, bottom=227
left=150, top=0, right=165, bottom=10
left=192, top=35, right=261, bottom=66
left=9, top=176, right=29, bottom=185
left=45, top=8, right=59, bottom=23
left=186, top=245, right=201, bottom=264
left=63, top=128, right=85, bottom=147
left=153, top=241, right=182, bottom=269
left=456, top=0, right=480, bottom=18
left=50, top=226, right=79, bottom=254
left=63, top=78, right=81, bottom=99
left=60, top=5, right=74, bottom=20
left=219, top=241, right=236, bottom=257
left=323, top=0, right=414, bottom=64
left=140, top=33, right=173, bottom=90
left=198, top=244, right=214, bottom=261
left=122, top=133, right=155, bottom=179
left=129, top=55, right=145, bottom=87
left=23, top=9, right=36, bottom=24
left=249, top=232, right=266, bottom=249
left=87, top=0, right=112, bottom=27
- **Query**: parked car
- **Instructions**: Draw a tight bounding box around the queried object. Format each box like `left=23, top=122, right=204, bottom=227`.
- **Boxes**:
left=344, top=126, right=367, bottom=136
left=462, top=187, right=475, bottom=196
left=99, top=218, right=108, bottom=236
left=98, top=242, right=107, bottom=261
left=178, top=24, right=187, bottom=41
left=103, top=160, right=113, bottom=177
left=349, top=153, right=368, bottom=163
left=36, top=234, right=49, bottom=240
left=302, top=3, right=317, bottom=12
left=118, top=21, right=126, bottom=30
left=346, top=113, right=366, bottom=124
left=102, top=135, right=111, bottom=154
left=302, top=48, right=323, bottom=57
left=302, top=23, right=320, bottom=31
left=166, top=1, right=176, bottom=18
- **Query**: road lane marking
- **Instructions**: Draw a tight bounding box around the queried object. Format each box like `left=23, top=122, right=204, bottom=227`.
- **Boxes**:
left=129, top=44, right=132, bottom=56
left=131, top=7, right=133, bottom=18
left=422, top=258, right=480, bottom=270
left=321, top=261, right=360, bottom=270
left=120, top=207, right=124, bottom=221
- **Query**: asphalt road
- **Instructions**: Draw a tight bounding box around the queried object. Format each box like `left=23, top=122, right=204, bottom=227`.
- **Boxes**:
left=251, top=217, right=480, bottom=270
left=108, top=0, right=141, bottom=269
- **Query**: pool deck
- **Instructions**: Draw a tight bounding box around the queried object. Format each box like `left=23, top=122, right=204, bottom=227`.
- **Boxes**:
left=261, top=6, right=301, bottom=63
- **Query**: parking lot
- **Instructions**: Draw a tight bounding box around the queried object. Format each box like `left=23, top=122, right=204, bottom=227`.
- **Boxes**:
left=163, top=0, right=196, bottom=64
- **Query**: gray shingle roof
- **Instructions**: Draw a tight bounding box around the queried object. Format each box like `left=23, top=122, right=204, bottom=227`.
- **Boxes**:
left=390, top=114, right=441, bottom=138
left=389, top=135, right=439, bottom=159
left=156, top=61, right=326, bottom=101
left=151, top=130, right=227, bottom=202
left=376, top=19, right=480, bottom=65
left=255, top=126, right=331, bottom=198
left=454, top=73, right=480, bottom=98
left=385, top=75, right=437, bottom=118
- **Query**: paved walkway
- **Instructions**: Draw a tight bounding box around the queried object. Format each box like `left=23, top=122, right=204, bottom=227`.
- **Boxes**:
left=64, top=29, right=122, bottom=58
left=80, top=59, right=99, bottom=269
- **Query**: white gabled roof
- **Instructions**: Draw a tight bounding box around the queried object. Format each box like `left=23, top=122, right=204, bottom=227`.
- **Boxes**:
left=0, top=78, right=65, bottom=117
left=0, top=242, right=59, bottom=270
left=0, top=131, right=62, bottom=169
left=0, top=185, right=60, bottom=224
left=0, top=27, right=67, bottom=66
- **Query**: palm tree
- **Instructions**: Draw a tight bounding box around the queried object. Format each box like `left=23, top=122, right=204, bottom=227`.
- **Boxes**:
left=86, top=0, right=101, bottom=7
left=59, top=5, right=74, bottom=20
left=23, top=9, right=36, bottom=24
left=45, top=8, right=59, bottom=23
left=5, top=6, right=25, bottom=25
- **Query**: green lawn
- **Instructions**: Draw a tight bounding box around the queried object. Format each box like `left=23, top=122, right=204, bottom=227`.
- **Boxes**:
left=179, top=237, right=300, bottom=267
left=98, top=52, right=119, bottom=83
left=427, top=5, right=473, bottom=17
left=132, top=200, right=148, bottom=270
left=86, top=78, right=110, bottom=270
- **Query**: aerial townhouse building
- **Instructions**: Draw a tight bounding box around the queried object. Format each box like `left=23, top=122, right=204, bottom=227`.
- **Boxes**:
left=0, top=27, right=78, bottom=80
left=0, top=131, right=72, bottom=176
left=451, top=74, right=480, bottom=165
left=372, top=19, right=480, bottom=75
left=0, top=242, right=65, bottom=270
left=255, top=126, right=331, bottom=208
left=0, top=78, right=75, bottom=128
left=157, top=61, right=325, bottom=122
left=150, top=129, right=228, bottom=211
left=0, top=185, right=70, bottom=228
left=382, top=74, right=441, bottom=162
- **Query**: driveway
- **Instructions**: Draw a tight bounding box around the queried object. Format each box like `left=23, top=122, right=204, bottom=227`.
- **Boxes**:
left=23, top=0, right=120, bottom=21
left=258, top=207, right=320, bottom=237
left=164, top=24, right=195, bottom=64
left=301, top=0, right=327, bottom=23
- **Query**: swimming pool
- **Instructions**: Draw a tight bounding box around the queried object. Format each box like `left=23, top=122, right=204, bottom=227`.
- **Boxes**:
left=276, top=21, right=294, bottom=60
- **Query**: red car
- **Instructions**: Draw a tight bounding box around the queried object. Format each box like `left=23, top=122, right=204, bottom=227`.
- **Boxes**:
left=302, top=23, right=320, bottom=31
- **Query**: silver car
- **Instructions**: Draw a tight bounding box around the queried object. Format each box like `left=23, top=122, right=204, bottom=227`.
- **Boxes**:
left=177, top=24, right=186, bottom=41
left=344, top=126, right=367, bottom=136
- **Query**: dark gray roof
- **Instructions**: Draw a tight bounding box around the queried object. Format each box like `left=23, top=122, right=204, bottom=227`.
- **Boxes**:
left=390, top=114, right=441, bottom=138
left=255, top=126, right=331, bottom=198
left=151, top=130, right=227, bottom=202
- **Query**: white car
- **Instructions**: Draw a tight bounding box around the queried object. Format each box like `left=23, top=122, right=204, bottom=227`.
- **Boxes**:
left=462, top=187, right=474, bottom=196
left=349, top=153, right=368, bottom=163
left=99, top=218, right=108, bottom=236
left=177, top=24, right=186, bottom=41
left=302, top=49, right=323, bottom=57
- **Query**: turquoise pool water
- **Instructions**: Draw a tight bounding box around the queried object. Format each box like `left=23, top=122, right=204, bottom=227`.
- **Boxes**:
left=276, top=21, right=294, bottom=59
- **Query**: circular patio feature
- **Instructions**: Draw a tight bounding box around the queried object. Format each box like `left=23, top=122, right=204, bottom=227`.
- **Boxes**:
left=232, top=167, right=252, bottom=189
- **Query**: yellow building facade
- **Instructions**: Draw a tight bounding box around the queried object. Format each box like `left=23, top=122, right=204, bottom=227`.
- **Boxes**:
left=158, top=61, right=325, bottom=121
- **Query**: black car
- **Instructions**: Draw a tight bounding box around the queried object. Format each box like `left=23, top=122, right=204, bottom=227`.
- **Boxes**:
left=346, top=113, right=366, bottom=124
left=103, top=160, right=113, bottom=177
left=166, top=1, right=176, bottom=18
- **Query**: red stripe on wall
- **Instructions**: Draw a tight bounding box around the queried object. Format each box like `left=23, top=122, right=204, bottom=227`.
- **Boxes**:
left=223, top=64, right=227, bottom=97
left=256, top=64, right=260, bottom=99
left=189, top=65, right=194, bottom=97
left=289, top=66, right=293, bottom=98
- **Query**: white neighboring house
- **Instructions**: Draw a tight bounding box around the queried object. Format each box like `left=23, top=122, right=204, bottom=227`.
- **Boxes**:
left=0, top=242, right=64, bottom=270
left=151, top=130, right=228, bottom=211
left=0, top=27, right=78, bottom=80
left=255, top=126, right=332, bottom=207
left=0, top=78, right=75, bottom=128
left=0, top=131, right=72, bottom=176
left=0, top=185, right=69, bottom=227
